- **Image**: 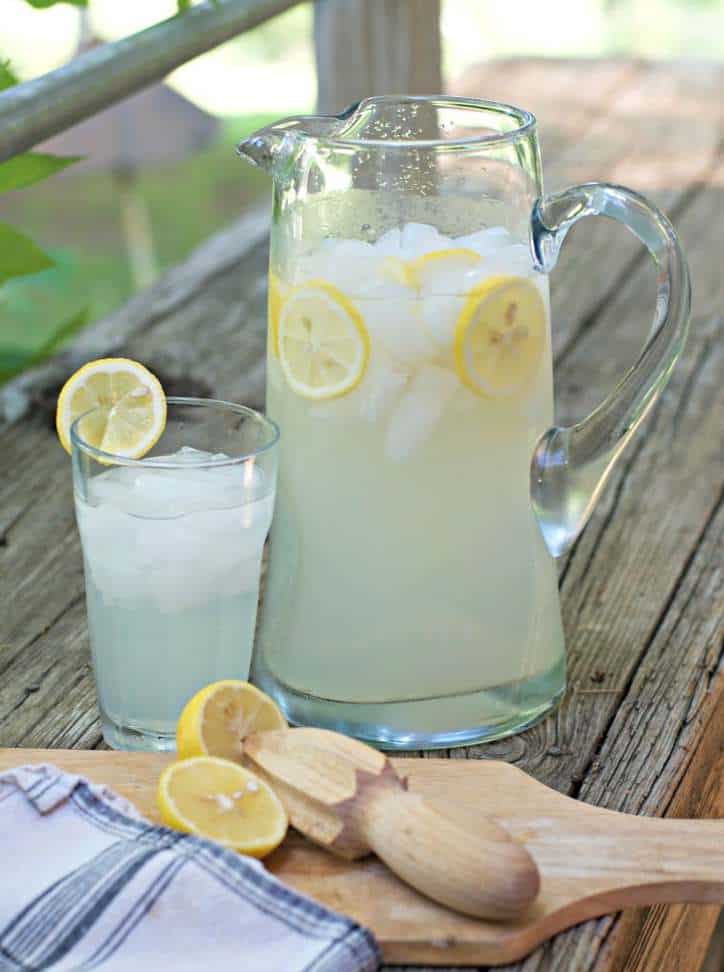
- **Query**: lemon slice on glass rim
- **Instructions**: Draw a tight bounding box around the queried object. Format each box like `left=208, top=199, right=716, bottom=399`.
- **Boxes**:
left=157, top=756, right=288, bottom=858
left=55, top=357, right=166, bottom=457
left=277, top=280, right=370, bottom=399
left=176, top=679, right=287, bottom=763
left=454, top=274, right=547, bottom=397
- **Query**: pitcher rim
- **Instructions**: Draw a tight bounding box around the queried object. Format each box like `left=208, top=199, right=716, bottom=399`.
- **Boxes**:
left=253, top=96, right=537, bottom=152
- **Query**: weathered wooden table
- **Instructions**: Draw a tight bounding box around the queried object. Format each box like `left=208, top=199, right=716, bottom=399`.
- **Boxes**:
left=1, top=59, right=722, bottom=971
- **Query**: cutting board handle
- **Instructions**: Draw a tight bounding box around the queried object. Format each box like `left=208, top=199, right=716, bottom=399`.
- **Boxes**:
left=359, top=784, right=540, bottom=920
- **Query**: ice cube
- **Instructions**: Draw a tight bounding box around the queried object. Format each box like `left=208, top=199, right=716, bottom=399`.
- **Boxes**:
left=86, top=450, right=270, bottom=518
left=419, top=296, right=465, bottom=350
left=365, top=297, right=437, bottom=365
left=483, top=243, right=534, bottom=277
left=374, top=226, right=403, bottom=255
left=293, top=238, right=410, bottom=300
left=78, top=487, right=273, bottom=611
left=145, top=446, right=228, bottom=466
left=399, top=222, right=448, bottom=258
left=417, top=257, right=491, bottom=298
left=455, top=226, right=512, bottom=254
left=358, top=357, right=409, bottom=421
left=385, top=364, right=459, bottom=460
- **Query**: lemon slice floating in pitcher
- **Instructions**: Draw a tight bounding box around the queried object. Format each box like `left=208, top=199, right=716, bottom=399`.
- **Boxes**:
left=157, top=756, right=288, bottom=858
left=176, top=679, right=287, bottom=763
left=55, top=358, right=166, bottom=456
left=278, top=281, right=370, bottom=399
left=454, top=275, right=546, bottom=397
left=267, top=271, right=287, bottom=358
left=408, top=247, right=482, bottom=290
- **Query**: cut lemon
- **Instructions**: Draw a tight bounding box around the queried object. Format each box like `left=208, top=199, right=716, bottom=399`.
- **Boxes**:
left=454, top=275, right=546, bottom=397
left=56, top=358, right=166, bottom=457
left=268, top=271, right=287, bottom=358
left=176, top=680, right=287, bottom=763
left=157, top=756, right=288, bottom=858
left=380, top=255, right=417, bottom=289
left=408, top=247, right=482, bottom=289
left=278, top=281, right=369, bottom=399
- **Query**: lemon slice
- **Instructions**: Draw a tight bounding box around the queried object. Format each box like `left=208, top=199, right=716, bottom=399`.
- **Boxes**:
left=454, top=275, right=546, bottom=397
left=278, top=281, right=369, bottom=399
left=268, top=271, right=287, bottom=358
left=380, top=255, right=417, bottom=289
left=408, top=247, right=482, bottom=288
left=176, top=680, right=287, bottom=763
left=56, top=358, right=166, bottom=457
left=157, top=756, right=288, bottom=858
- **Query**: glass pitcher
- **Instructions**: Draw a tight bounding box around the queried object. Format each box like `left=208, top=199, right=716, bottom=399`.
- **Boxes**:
left=238, top=97, right=690, bottom=750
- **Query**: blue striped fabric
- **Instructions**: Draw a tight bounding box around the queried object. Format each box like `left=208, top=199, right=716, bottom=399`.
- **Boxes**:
left=0, top=766, right=381, bottom=972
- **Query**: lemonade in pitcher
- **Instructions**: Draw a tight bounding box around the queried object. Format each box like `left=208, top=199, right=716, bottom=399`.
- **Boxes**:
left=257, top=216, right=564, bottom=742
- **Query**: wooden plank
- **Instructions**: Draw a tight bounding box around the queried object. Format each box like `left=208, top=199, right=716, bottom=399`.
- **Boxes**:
left=449, top=56, right=642, bottom=165
left=314, top=0, right=442, bottom=115
left=601, top=685, right=724, bottom=972
left=543, top=60, right=724, bottom=355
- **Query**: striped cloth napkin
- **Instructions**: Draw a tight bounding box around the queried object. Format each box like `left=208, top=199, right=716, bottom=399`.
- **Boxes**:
left=0, top=764, right=381, bottom=971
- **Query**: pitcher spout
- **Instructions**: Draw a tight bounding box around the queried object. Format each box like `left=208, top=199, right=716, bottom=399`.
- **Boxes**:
left=237, top=113, right=346, bottom=174
left=236, top=123, right=292, bottom=174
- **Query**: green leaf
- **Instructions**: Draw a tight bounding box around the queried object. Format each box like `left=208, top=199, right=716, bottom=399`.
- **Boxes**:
left=31, top=306, right=90, bottom=361
left=0, top=306, right=89, bottom=383
left=0, top=60, right=18, bottom=91
left=0, top=222, right=54, bottom=284
left=0, top=153, right=82, bottom=193
left=22, top=0, right=87, bottom=8
left=177, top=0, right=191, bottom=10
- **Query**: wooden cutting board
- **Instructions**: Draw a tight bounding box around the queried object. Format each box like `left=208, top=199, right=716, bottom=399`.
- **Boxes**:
left=1, top=748, right=722, bottom=967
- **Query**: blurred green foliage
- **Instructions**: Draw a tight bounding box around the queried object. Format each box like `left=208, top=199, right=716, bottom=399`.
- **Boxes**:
left=0, top=115, right=272, bottom=382
left=0, top=60, right=18, bottom=90
left=23, top=0, right=87, bottom=8
left=0, top=223, right=54, bottom=285
left=0, top=48, right=84, bottom=381
left=0, top=153, right=80, bottom=193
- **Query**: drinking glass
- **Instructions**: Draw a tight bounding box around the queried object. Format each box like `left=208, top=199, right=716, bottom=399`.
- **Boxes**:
left=71, top=397, right=279, bottom=751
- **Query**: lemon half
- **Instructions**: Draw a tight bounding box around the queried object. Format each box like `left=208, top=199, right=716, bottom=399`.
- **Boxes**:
left=454, top=275, right=546, bottom=397
left=157, top=756, right=288, bottom=858
left=55, top=358, right=166, bottom=457
left=277, top=281, right=370, bottom=400
left=176, top=680, right=287, bottom=764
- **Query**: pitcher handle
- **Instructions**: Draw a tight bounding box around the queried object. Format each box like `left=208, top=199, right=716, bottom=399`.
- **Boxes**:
left=529, top=183, right=691, bottom=557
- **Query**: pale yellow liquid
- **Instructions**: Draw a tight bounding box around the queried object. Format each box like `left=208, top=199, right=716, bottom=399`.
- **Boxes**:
left=257, top=240, right=565, bottom=707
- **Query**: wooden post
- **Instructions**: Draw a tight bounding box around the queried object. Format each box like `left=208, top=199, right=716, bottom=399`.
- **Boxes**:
left=314, top=0, right=442, bottom=114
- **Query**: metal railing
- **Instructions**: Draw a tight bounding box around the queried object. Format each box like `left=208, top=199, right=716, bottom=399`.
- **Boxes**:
left=0, top=0, right=303, bottom=163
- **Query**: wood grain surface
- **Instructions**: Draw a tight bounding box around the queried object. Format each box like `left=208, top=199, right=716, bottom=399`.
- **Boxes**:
left=0, top=59, right=722, bottom=971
